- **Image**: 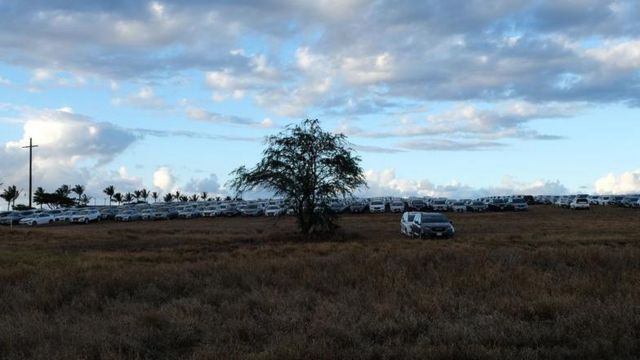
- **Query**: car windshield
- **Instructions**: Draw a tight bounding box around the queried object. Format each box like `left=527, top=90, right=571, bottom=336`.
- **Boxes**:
left=407, top=214, right=416, bottom=222
left=473, top=202, right=484, bottom=205
left=511, top=199, right=526, bottom=203
left=267, top=206, right=279, bottom=210
left=422, top=215, right=449, bottom=223
left=371, top=201, right=383, bottom=205
left=433, top=200, right=446, bottom=205
left=493, top=199, right=505, bottom=204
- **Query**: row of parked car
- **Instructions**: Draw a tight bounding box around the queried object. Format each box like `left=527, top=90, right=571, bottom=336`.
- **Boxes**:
left=2, top=193, right=638, bottom=227
left=534, top=194, right=640, bottom=210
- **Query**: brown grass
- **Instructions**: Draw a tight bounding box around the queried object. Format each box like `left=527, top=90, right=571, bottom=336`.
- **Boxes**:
left=1, top=205, right=639, bottom=359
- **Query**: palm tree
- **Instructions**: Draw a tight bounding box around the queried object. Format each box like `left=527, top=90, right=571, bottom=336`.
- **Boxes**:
left=179, top=195, right=188, bottom=202
left=1, top=185, right=20, bottom=211
left=151, top=192, right=159, bottom=203
left=201, top=192, right=208, bottom=201
left=33, top=187, right=46, bottom=209
left=56, top=185, right=71, bottom=198
left=103, top=185, right=115, bottom=206
left=189, top=194, right=199, bottom=202
left=72, top=184, right=85, bottom=203
left=140, top=189, right=150, bottom=203
left=174, top=190, right=181, bottom=200
left=80, top=194, right=92, bottom=206
left=124, top=192, right=133, bottom=204
left=163, top=193, right=173, bottom=203
left=112, top=193, right=123, bottom=206
left=133, top=190, right=142, bottom=202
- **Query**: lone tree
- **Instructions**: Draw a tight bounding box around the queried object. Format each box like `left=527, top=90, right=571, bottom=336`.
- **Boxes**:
left=229, top=119, right=366, bottom=235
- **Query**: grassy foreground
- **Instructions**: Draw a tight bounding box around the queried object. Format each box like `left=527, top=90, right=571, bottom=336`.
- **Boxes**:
left=1, top=206, right=639, bottom=359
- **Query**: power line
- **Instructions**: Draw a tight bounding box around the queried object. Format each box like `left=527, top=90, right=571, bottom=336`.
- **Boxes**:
left=21, top=138, right=38, bottom=209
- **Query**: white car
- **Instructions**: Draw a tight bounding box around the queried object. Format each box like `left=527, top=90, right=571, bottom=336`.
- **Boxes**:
left=140, top=208, right=155, bottom=220
left=570, top=198, right=590, bottom=210
left=431, top=200, right=448, bottom=212
left=389, top=201, right=405, bottom=213
left=507, top=198, right=529, bottom=211
left=400, top=211, right=419, bottom=236
left=451, top=202, right=467, bottom=213
left=70, top=210, right=101, bottom=223
left=19, top=213, right=54, bottom=226
left=369, top=200, right=386, bottom=213
left=201, top=206, right=218, bottom=217
left=264, top=205, right=284, bottom=216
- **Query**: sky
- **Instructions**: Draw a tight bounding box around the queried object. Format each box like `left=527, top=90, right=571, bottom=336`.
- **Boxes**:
left=1, top=0, right=640, bottom=204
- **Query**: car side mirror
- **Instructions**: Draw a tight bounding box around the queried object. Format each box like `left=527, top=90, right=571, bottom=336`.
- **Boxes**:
left=449, top=220, right=454, bottom=225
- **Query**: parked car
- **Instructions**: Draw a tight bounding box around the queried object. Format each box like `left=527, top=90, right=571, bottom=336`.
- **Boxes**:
left=115, top=210, right=141, bottom=222
left=1, top=211, right=34, bottom=225
left=431, top=199, right=448, bottom=212
left=100, top=208, right=118, bottom=220
left=389, top=201, right=405, bottom=213
left=621, top=197, right=639, bottom=208
left=451, top=202, right=467, bottom=213
left=201, top=206, right=218, bottom=217
left=489, top=198, right=508, bottom=211
left=467, top=201, right=488, bottom=212
left=570, top=198, right=590, bottom=210
left=264, top=205, right=284, bottom=216
left=349, top=200, right=367, bottom=213
left=400, top=211, right=419, bottom=236
left=369, top=200, right=386, bottom=213
left=240, top=203, right=263, bottom=216
left=407, top=212, right=455, bottom=239
left=178, top=207, right=201, bottom=219
left=507, top=198, right=529, bottom=211
left=19, top=213, right=54, bottom=226
left=216, top=204, right=238, bottom=216
left=53, top=210, right=75, bottom=222
left=408, top=199, right=428, bottom=211
left=140, top=208, right=155, bottom=220
left=70, top=210, right=101, bottom=224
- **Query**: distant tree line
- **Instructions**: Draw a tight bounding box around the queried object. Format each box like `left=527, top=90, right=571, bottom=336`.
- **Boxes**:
left=1, top=183, right=229, bottom=210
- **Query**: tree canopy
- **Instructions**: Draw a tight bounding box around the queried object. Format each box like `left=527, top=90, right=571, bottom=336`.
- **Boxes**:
left=229, top=119, right=366, bottom=234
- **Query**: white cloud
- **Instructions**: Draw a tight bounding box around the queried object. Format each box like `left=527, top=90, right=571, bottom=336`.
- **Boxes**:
left=5, top=109, right=136, bottom=167
left=0, top=109, right=138, bottom=200
left=0, top=76, right=11, bottom=86
left=361, top=168, right=569, bottom=198
left=153, top=166, right=175, bottom=193
left=185, top=107, right=270, bottom=128
left=31, top=68, right=52, bottom=82
left=183, top=173, right=220, bottom=193
left=113, top=86, right=165, bottom=109
left=260, top=118, right=274, bottom=128
left=586, top=40, right=640, bottom=70
left=595, top=169, right=640, bottom=194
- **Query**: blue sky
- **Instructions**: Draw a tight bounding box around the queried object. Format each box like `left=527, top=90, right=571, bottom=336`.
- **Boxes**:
left=1, top=0, right=640, bottom=202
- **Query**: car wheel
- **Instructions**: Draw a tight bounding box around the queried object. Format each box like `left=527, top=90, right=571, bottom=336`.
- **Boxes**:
left=31, top=221, right=37, bottom=226
left=49, top=220, right=53, bottom=224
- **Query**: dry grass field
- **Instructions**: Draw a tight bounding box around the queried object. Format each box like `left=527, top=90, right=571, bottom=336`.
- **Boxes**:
left=1, top=205, right=639, bottom=359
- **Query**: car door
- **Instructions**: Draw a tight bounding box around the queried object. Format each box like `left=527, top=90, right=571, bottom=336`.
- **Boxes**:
left=410, top=213, right=421, bottom=237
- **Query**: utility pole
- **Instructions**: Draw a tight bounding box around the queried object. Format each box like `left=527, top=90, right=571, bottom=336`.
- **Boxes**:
left=21, top=138, right=38, bottom=209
